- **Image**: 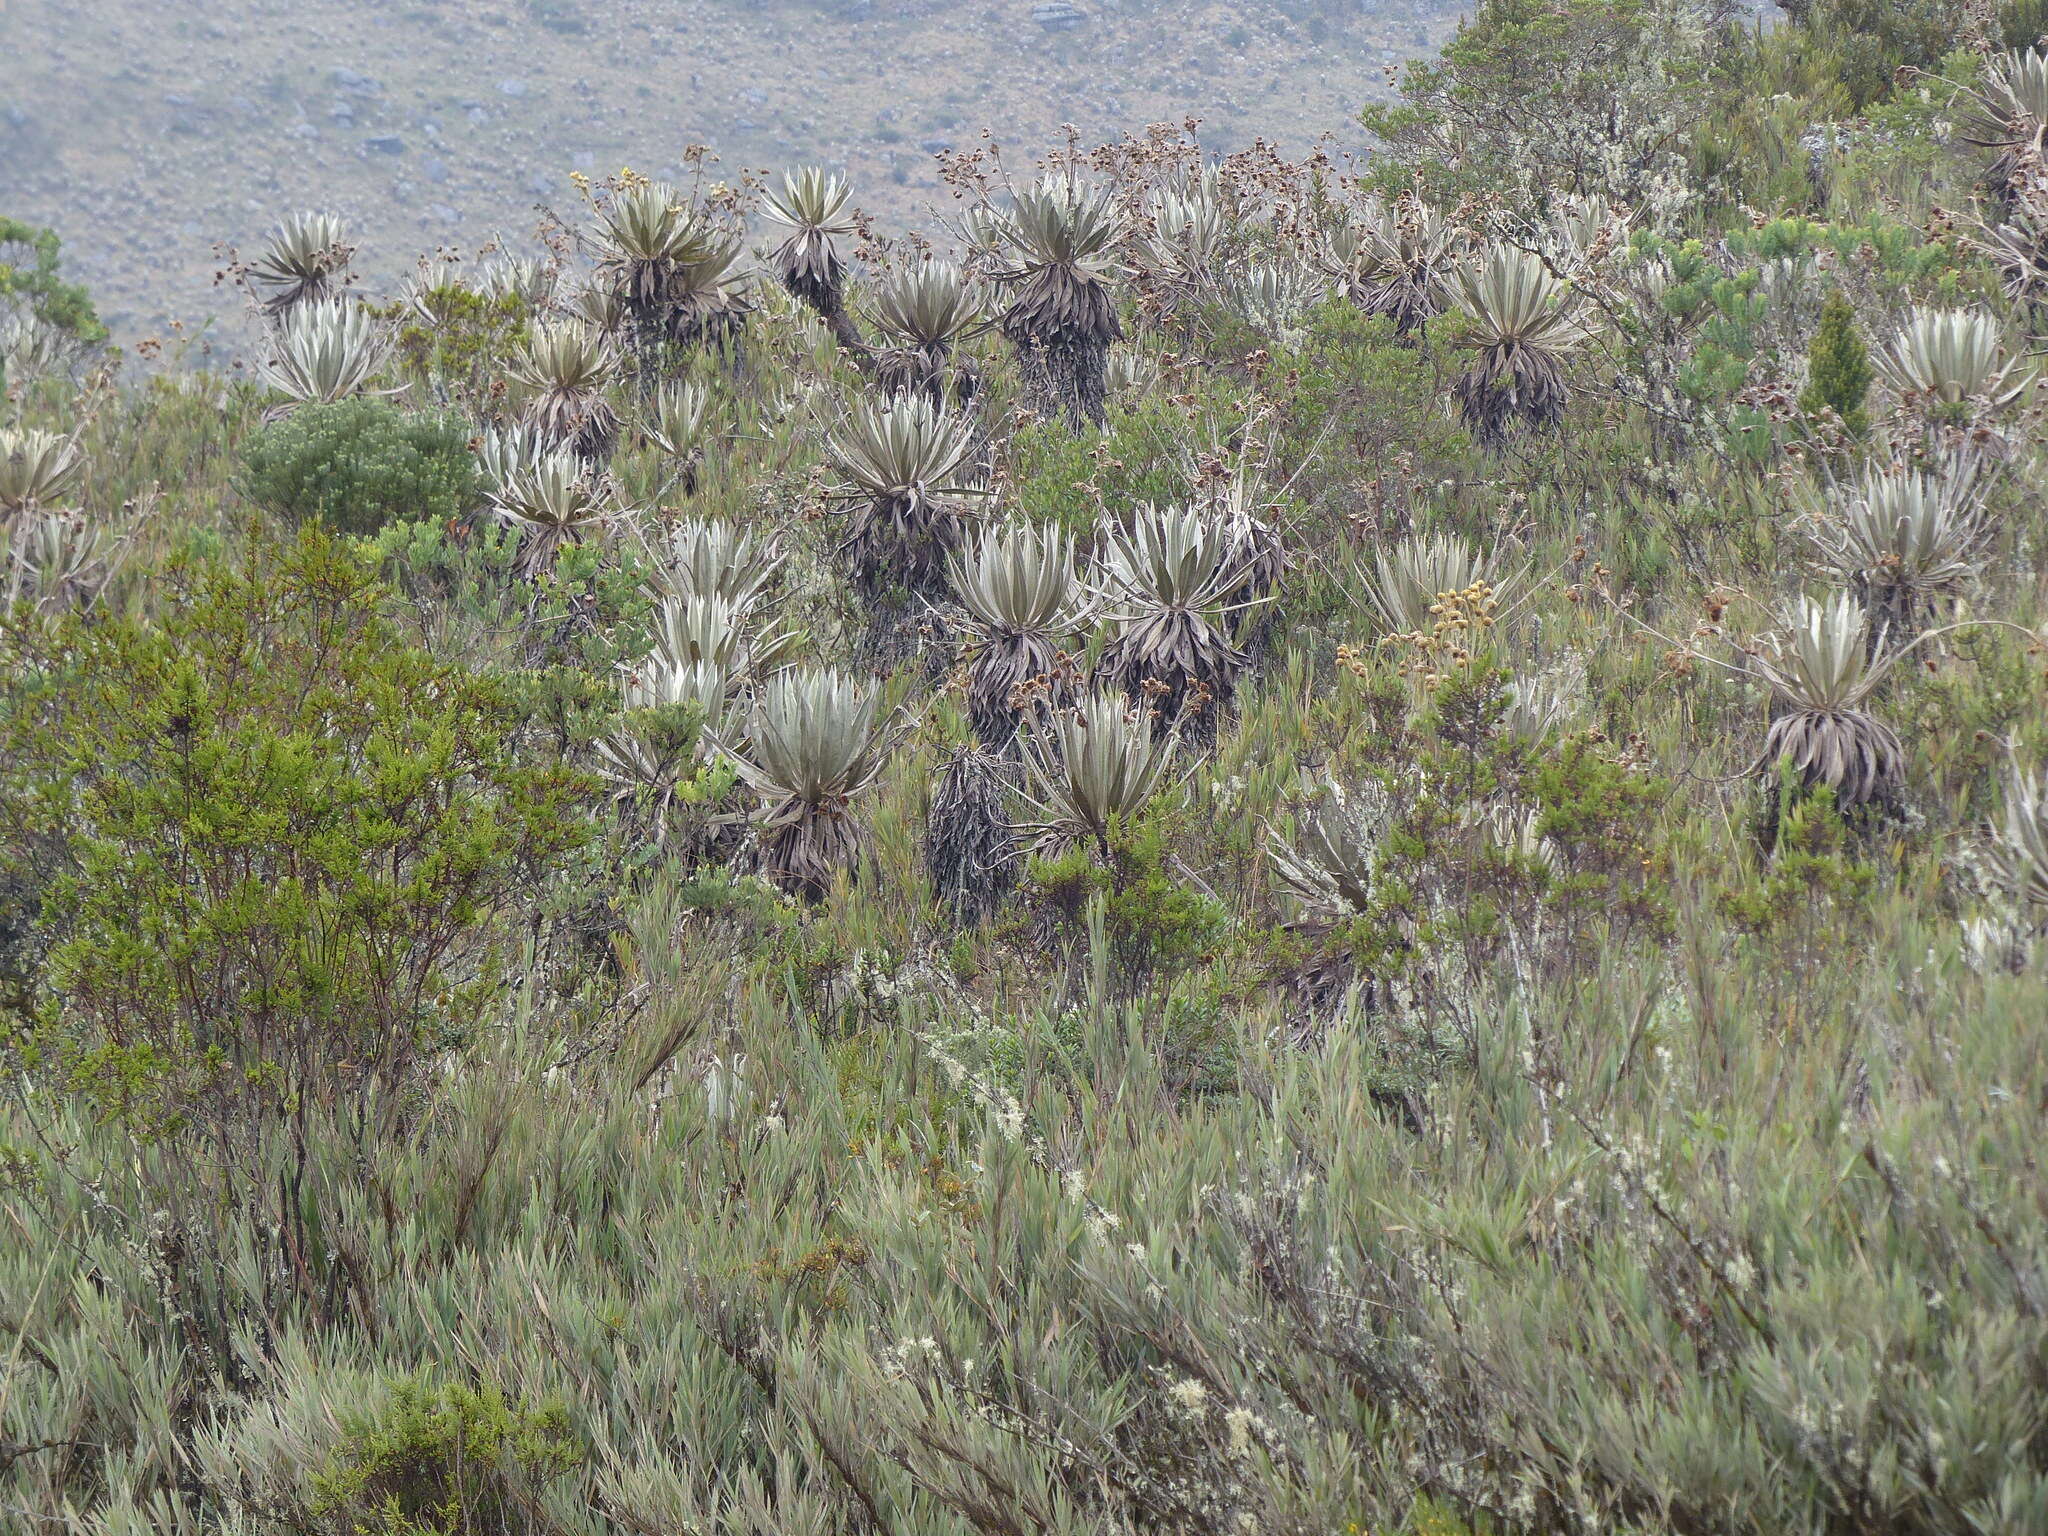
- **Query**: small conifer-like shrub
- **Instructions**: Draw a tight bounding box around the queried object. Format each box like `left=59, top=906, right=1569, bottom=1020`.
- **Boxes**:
left=1799, top=289, right=1873, bottom=435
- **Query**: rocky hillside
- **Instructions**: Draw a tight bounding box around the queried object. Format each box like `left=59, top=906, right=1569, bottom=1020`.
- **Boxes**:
left=0, top=0, right=1452, bottom=351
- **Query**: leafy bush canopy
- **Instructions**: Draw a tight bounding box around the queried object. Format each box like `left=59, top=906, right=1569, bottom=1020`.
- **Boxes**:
left=2, top=527, right=591, bottom=1136
left=0, top=215, right=106, bottom=344
left=238, top=396, right=483, bottom=536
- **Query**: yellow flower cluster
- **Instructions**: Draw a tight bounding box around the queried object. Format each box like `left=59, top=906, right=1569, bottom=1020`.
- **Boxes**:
left=1380, top=581, right=1499, bottom=690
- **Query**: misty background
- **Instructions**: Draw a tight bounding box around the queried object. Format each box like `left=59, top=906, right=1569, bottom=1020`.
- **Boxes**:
left=0, top=0, right=1456, bottom=354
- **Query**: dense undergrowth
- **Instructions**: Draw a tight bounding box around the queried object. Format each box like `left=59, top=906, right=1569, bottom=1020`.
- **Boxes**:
left=6, top=1, right=2048, bottom=1532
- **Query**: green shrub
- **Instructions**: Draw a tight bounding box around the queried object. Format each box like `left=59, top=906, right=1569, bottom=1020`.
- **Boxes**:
left=1674, top=270, right=1764, bottom=406
left=1529, top=731, right=1676, bottom=948
left=1718, top=788, right=1877, bottom=945
left=372, top=504, right=520, bottom=600
left=1271, top=300, right=1470, bottom=539
left=238, top=397, right=482, bottom=537
left=1026, top=812, right=1230, bottom=992
left=2004, top=0, right=2048, bottom=47
left=1, top=527, right=592, bottom=1137
left=1782, top=0, right=1968, bottom=107
left=0, top=215, right=105, bottom=343
left=1006, top=393, right=1208, bottom=533
left=1800, top=289, right=1873, bottom=436
left=310, top=1377, right=579, bottom=1536
left=1361, top=0, right=1713, bottom=203
left=381, top=284, right=533, bottom=412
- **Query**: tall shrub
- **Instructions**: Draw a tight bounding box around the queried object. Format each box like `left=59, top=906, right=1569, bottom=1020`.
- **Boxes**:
left=1800, top=289, right=1873, bottom=436
left=1, top=528, right=590, bottom=1138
